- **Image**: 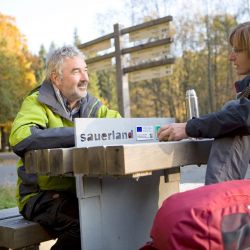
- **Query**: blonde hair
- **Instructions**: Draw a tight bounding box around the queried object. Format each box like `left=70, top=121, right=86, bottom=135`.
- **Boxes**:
left=229, top=22, right=250, bottom=57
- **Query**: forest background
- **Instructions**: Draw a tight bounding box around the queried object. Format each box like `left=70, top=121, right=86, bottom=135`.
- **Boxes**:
left=1, top=0, right=250, bottom=150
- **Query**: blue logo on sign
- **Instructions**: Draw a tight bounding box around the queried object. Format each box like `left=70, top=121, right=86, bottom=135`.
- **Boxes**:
left=137, top=127, right=142, bottom=132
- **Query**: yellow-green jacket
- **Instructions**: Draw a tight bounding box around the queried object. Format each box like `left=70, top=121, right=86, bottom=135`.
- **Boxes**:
left=9, top=80, right=121, bottom=212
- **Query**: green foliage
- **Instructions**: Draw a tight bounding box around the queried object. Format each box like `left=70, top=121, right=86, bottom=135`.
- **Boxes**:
left=180, top=14, right=238, bottom=115
left=88, top=69, right=118, bottom=111
left=96, top=69, right=118, bottom=110
left=30, top=45, right=46, bottom=85
left=73, top=28, right=81, bottom=47
left=130, top=60, right=186, bottom=121
left=0, top=185, right=16, bottom=209
left=88, top=71, right=102, bottom=101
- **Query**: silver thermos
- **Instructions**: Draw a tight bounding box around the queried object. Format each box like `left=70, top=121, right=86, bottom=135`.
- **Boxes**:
left=186, top=89, right=199, bottom=120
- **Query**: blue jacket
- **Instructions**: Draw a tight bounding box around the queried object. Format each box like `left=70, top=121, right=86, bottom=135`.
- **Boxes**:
left=186, top=75, right=250, bottom=138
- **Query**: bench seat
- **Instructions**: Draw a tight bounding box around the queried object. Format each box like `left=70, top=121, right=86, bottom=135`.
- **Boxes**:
left=0, top=207, right=52, bottom=250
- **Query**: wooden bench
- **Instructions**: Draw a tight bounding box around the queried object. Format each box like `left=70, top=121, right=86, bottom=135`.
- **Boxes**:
left=0, top=207, right=52, bottom=250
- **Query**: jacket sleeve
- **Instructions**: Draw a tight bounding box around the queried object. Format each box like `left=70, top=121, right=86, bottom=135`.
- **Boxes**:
left=186, top=97, right=250, bottom=138
left=9, top=94, right=74, bottom=157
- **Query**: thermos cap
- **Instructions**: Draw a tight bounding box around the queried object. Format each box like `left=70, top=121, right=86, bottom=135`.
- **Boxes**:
left=185, top=89, right=197, bottom=97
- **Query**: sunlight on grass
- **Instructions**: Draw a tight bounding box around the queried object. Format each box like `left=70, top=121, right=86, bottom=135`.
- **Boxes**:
left=0, top=185, right=16, bottom=209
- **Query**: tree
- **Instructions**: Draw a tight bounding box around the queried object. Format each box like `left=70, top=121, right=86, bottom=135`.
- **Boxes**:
left=48, top=42, right=56, bottom=54
left=73, top=28, right=81, bottom=47
left=29, top=45, right=46, bottom=85
left=96, top=70, right=118, bottom=110
left=0, top=13, right=36, bottom=150
left=36, top=45, right=46, bottom=83
left=237, top=0, right=250, bottom=19
left=92, top=1, right=246, bottom=120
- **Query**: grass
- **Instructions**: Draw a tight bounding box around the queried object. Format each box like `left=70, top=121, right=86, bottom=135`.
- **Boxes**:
left=0, top=185, right=17, bottom=209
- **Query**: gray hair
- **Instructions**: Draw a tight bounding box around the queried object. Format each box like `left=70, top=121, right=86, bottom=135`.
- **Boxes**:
left=45, top=45, right=85, bottom=80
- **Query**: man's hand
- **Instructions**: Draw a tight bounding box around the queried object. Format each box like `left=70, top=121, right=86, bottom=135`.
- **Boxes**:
left=158, top=123, right=188, bottom=141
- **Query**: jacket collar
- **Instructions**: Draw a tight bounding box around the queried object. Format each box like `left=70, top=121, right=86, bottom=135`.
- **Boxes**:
left=37, top=80, right=99, bottom=120
left=235, top=75, right=250, bottom=93
left=235, top=75, right=250, bottom=99
left=38, top=80, right=72, bottom=121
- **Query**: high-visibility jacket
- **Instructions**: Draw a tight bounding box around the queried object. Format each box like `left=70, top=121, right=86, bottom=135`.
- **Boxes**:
left=9, top=80, right=121, bottom=211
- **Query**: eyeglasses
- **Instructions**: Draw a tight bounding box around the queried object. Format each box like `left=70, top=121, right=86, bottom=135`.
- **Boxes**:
left=231, top=48, right=246, bottom=53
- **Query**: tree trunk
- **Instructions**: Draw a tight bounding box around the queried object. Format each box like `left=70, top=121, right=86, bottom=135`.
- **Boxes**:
left=0, top=127, right=9, bottom=152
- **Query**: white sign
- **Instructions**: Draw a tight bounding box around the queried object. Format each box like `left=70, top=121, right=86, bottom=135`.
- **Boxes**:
left=88, top=59, right=113, bottom=72
left=129, top=23, right=170, bottom=42
left=80, top=40, right=111, bottom=58
left=130, top=44, right=171, bottom=65
left=136, top=126, right=154, bottom=141
left=129, top=65, right=173, bottom=82
left=74, top=118, right=174, bottom=147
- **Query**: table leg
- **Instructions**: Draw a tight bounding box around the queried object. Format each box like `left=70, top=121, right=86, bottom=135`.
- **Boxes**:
left=75, top=170, right=179, bottom=250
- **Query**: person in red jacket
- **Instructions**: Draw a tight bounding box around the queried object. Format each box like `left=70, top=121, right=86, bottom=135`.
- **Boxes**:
left=158, top=21, right=250, bottom=185
left=140, top=179, right=250, bottom=250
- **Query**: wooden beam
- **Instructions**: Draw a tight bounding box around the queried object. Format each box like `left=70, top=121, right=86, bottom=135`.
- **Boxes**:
left=25, top=139, right=213, bottom=177
left=114, top=23, right=130, bottom=117
left=122, top=37, right=173, bottom=55
left=0, top=217, right=51, bottom=249
left=73, top=147, right=106, bottom=176
left=86, top=52, right=115, bottom=64
left=121, top=16, right=173, bottom=35
left=78, top=33, right=114, bottom=49
left=105, top=139, right=212, bottom=175
left=25, top=150, right=38, bottom=174
left=49, top=148, right=73, bottom=175
left=123, top=57, right=175, bottom=73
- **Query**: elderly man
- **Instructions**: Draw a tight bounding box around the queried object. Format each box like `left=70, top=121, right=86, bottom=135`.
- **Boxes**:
left=9, top=45, right=120, bottom=250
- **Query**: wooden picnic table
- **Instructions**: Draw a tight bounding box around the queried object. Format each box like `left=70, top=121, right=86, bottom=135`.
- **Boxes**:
left=25, top=139, right=212, bottom=250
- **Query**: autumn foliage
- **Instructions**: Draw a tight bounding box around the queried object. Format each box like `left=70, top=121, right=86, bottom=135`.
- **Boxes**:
left=0, top=13, right=38, bottom=149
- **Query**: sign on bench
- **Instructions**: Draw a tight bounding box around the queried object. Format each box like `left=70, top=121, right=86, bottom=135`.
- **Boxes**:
left=74, top=117, right=174, bottom=147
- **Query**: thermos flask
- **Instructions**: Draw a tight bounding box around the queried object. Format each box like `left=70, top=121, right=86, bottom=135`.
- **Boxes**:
left=185, top=89, right=199, bottom=120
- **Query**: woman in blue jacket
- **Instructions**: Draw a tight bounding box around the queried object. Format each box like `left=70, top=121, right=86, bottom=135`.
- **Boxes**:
left=158, top=22, right=250, bottom=185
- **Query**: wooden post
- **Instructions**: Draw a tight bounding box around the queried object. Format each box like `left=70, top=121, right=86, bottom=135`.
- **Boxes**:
left=113, top=23, right=130, bottom=117
left=163, top=167, right=180, bottom=198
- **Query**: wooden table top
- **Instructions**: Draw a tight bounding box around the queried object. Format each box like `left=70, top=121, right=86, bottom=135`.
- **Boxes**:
left=24, top=139, right=213, bottom=177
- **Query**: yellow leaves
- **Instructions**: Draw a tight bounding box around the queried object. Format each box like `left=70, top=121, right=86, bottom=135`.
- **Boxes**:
left=0, top=12, right=26, bottom=54
left=0, top=122, right=12, bottom=132
left=0, top=12, right=37, bottom=124
left=25, top=72, right=36, bottom=88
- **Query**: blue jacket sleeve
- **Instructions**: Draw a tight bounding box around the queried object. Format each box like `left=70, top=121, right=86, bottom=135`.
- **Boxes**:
left=12, top=126, right=75, bottom=157
left=186, top=98, right=250, bottom=138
